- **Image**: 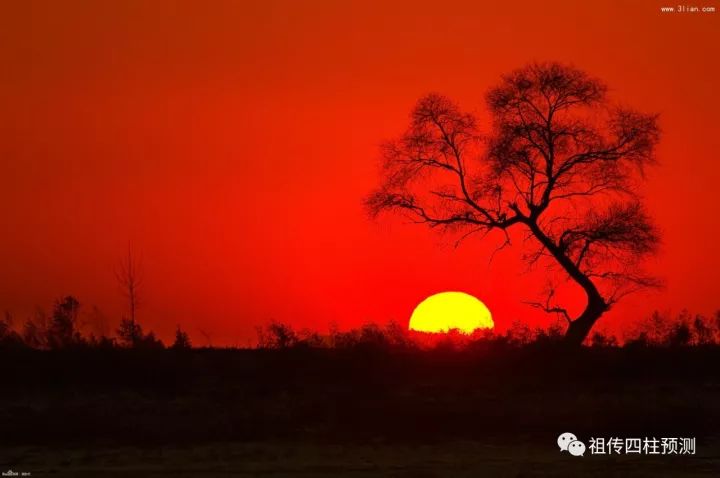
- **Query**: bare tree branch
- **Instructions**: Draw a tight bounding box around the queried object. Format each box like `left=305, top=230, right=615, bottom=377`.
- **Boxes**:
left=367, top=62, right=661, bottom=345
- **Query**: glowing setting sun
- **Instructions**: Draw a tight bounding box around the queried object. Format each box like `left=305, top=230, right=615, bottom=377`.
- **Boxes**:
left=409, top=292, right=494, bottom=334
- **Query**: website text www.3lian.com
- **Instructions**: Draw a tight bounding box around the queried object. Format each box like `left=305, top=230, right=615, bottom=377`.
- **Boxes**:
left=660, top=4, right=716, bottom=12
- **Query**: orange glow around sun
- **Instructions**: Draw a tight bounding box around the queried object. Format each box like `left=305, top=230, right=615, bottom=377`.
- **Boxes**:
left=409, top=292, right=494, bottom=334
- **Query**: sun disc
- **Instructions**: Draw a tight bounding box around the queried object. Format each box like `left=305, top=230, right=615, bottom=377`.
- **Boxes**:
left=409, top=291, right=493, bottom=334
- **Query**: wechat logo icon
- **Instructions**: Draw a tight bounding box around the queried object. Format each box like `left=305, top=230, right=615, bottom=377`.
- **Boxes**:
left=558, top=432, right=586, bottom=457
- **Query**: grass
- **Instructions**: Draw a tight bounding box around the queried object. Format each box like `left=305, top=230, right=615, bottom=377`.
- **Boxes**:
left=1, top=345, right=719, bottom=476
left=4, top=439, right=720, bottom=477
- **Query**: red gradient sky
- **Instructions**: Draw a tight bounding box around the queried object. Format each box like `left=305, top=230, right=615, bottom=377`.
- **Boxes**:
left=1, top=1, right=718, bottom=345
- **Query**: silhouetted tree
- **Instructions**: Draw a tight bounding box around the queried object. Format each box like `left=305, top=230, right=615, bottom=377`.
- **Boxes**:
left=667, top=321, right=692, bottom=347
left=116, top=244, right=142, bottom=346
left=47, top=296, right=83, bottom=349
left=172, top=325, right=192, bottom=350
left=367, top=62, right=661, bottom=345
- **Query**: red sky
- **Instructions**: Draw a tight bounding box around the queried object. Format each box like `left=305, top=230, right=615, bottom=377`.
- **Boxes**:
left=1, top=0, right=718, bottom=345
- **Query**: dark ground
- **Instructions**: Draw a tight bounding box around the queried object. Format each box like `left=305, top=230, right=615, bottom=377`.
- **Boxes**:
left=1, top=345, right=719, bottom=476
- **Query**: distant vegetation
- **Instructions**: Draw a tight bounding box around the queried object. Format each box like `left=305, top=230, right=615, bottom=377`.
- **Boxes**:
left=0, top=295, right=189, bottom=351
left=254, top=310, right=720, bottom=350
left=2, top=294, right=719, bottom=351
left=2, top=296, right=720, bottom=462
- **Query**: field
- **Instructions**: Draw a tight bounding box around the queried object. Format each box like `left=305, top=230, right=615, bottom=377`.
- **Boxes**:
left=1, top=345, right=719, bottom=476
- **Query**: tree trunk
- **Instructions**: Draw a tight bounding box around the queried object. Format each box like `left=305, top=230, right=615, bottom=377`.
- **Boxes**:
left=564, top=295, right=607, bottom=346
left=525, top=221, right=609, bottom=346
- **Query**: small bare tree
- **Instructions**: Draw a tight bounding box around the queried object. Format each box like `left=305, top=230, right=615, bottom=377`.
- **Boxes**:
left=367, top=62, right=661, bottom=345
left=116, top=244, right=142, bottom=347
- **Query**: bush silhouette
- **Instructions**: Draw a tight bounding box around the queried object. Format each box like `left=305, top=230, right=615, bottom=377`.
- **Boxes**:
left=46, top=296, right=84, bottom=349
left=172, top=326, right=192, bottom=350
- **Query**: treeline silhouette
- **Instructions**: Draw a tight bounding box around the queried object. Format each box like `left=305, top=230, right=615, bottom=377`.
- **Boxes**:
left=256, top=310, right=720, bottom=351
left=0, top=295, right=190, bottom=351
left=2, top=294, right=720, bottom=351
left=2, top=297, right=720, bottom=450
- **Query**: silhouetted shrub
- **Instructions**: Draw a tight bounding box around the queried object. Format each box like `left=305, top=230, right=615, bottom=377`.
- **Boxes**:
left=505, top=321, right=534, bottom=345
left=623, top=310, right=720, bottom=347
left=116, top=317, right=164, bottom=349
left=22, top=310, right=48, bottom=349
left=326, top=322, right=416, bottom=351
left=4, top=294, right=720, bottom=353
left=86, top=334, right=117, bottom=349
left=666, top=321, right=692, bottom=347
left=46, top=296, right=84, bottom=349
left=383, top=321, right=414, bottom=348
left=0, top=311, right=24, bottom=349
left=172, top=326, right=192, bottom=350
left=138, top=331, right=164, bottom=349
left=295, top=328, right=325, bottom=348
left=590, top=331, right=619, bottom=348
left=256, top=321, right=298, bottom=349
left=117, top=317, right=143, bottom=347
left=693, top=315, right=716, bottom=344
